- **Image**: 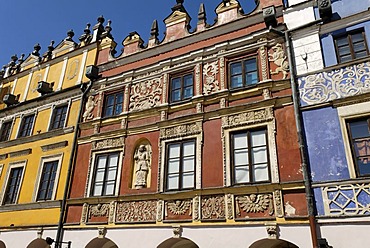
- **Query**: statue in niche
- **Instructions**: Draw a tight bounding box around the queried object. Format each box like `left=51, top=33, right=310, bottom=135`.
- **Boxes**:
left=83, top=95, right=97, bottom=122
left=134, top=144, right=152, bottom=189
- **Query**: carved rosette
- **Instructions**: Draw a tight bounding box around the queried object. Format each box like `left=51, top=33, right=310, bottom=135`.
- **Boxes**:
left=235, top=194, right=274, bottom=217
left=193, top=195, right=200, bottom=221
left=222, top=108, right=274, bottom=128
left=203, top=61, right=220, bottom=95
left=92, top=137, right=124, bottom=150
left=157, top=200, right=164, bottom=222
left=201, top=195, right=225, bottom=220
left=166, top=200, right=192, bottom=216
left=89, top=203, right=110, bottom=219
left=160, top=122, right=202, bottom=140
left=226, top=194, right=234, bottom=220
left=129, top=77, right=162, bottom=111
left=116, top=200, right=157, bottom=223
left=273, top=190, right=284, bottom=218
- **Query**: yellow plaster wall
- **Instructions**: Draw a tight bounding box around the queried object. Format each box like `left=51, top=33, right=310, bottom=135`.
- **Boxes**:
left=25, top=69, right=45, bottom=100
left=45, top=61, right=63, bottom=89
left=12, top=76, right=28, bottom=101
left=0, top=208, right=60, bottom=227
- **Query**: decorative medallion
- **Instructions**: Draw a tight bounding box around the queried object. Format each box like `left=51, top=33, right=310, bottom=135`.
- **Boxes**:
left=201, top=195, right=225, bottom=220
left=67, top=59, right=80, bottom=80
left=116, top=200, right=157, bottom=223
left=129, top=77, right=162, bottom=111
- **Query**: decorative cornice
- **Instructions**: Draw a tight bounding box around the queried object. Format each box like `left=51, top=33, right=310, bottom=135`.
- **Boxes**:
left=9, top=148, right=32, bottom=158
left=41, top=141, right=68, bottom=152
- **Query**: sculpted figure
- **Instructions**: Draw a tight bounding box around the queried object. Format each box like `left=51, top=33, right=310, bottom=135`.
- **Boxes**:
left=83, top=95, right=96, bottom=122
left=134, top=144, right=151, bottom=189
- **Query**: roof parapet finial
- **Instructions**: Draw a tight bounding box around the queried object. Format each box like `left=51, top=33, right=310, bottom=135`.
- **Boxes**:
left=101, top=20, right=113, bottom=39
left=18, top=53, right=25, bottom=64
left=79, top=23, right=92, bottom=43
left=150, top=19, right=159, bottom=39
left=84, top=23, right=91, bottom=34
left=198, top=3, right=206, bottom=24
left=32, top=43, right=41, bottom=57
left=172, top=0, right=185, bottom=12
left=43, top=40, right=55, bottom=60
left=65, top=29, right=75, bottom=42
left=0, top=65, right=6, bottom=79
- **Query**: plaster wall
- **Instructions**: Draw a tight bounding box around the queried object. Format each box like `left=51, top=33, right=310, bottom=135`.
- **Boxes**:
left=0, top=229, right=57, bottom=248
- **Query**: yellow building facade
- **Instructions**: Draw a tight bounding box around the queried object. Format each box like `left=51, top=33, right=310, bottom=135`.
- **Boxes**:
left=0, top=21, right=103, bottom=247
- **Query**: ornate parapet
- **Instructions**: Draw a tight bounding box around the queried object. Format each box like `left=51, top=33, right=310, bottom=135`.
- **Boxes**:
left=299, top=61, right=370, bottom=106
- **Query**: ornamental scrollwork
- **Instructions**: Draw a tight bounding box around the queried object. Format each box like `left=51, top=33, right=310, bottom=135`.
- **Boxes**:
left=89, top=203, right=110, bottom=219
left=201, top=195, right=225, bottom=219
left=92, top=137, right=124, bottom=150
left=222, top=108, right=274, bottom=128
left=236, top=194, right=274, bottom=216
left=203, top=61, right=220, bottom=95
left=160, top=122, right=202, bottom=139
left=299, top=61, right=370, bottom=106
left=259, top=46, right=268, bottom=81
left=157, top=200, right=164, bottom=222
left=116, top=200, right=157, bottom=223
left=274, top=190, right=284, bottom=218
left=226, top=194, right=234, bottom=220
left=193, top=195, right=200, bottom=221
left=129, top=77, right=162, bottom=112
left=269, top=43, right=289, bottom=79
left=166, top=200, right=192, bottom=216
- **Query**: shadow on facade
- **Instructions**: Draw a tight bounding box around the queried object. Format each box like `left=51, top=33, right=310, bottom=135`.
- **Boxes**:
left=85, top=237, right=118, bottom=248
left=249, top=238, right=299, bottom=248
left=157, top=237, right=199, bottom=248
left=26, top=238, right=50, bottom=248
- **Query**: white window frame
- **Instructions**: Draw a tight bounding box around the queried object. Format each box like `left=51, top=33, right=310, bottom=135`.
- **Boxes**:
left=338, top=101, right=370, bottom=178
left=33, top=154, right=63, bottom=202
left=0, top=160, right=27, bottom=205
left=86, top=149, right=123, bottom=197
left=47, top=100, right=71, bottom=131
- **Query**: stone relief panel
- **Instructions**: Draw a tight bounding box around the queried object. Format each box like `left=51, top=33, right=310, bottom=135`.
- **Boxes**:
left=92, top=137, right=124, bottom=151
left=165, top=199, right=192, bottom=221
left=268, top=43, right=289, bottom=80
left=203, top=61, right=220, bottom=95
left=235, top=193, right=274, bottom=219
left=116, top=200, right=157, bottom=223
left=160, top=122, right=202, bottom=140
left=67, top=59, right=80, bottom=80
left=132, top=142, right=152, bottom=189
left=82, top=95, right=97, bottom=122
left=201, top=195, right=225, bottom=220
left=299, top=61, right=370, bottom=106
left=322, top=183, right=370, bottom=216
left=221, top=108, right=274, bottom=128
left=129, top=77, right=162, bottom=112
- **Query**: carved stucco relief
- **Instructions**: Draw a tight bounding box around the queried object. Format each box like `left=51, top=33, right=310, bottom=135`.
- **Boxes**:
left=259, top=45, right=269, bottom=81
left=166, top=199, right=192, bottom=216
left=133, top=143, right=152, bottom=189
left=195, top=63, right=201, bottom=96
left=157, top=200, right=164, bottom=222
left=219, top=57, right=226, bottom=90
left=89, top=203, right=110, bottom=219
left=92, top=137, right=124, bottom=150
left=193, top=195, right=200, bottom=221
left=299, top=61, right=370, bottom=106
left=201, top=195, right=225, bottom=220
left=116, top=200, right=157, bottom=222
left=129, top=77, right=162, bottom=112
left=82, top=95, right=97, bottom=122
left=235, top=193, right=274, bottom=216
left=67, top=59, right=80, bottom=80
left=203, top=61, right=220, bottom=95
left=269, top=43, right=289, bottom=80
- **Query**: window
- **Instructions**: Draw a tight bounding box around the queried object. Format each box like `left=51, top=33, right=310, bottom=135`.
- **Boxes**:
left=36, top=160, right=58, bottom=201
left=50, top=105, right=68, bottom=130
left=230, top=58, right=258, bottom=89
left=231, top=128, right=270, bottom=184
left=335, top=29, right=369, bottom=63
left=91, top=153, right=119, bottom=196
left=18, top=115, right=35, bottom=137
left=3, top=167, right=23, bottom=204
left=0, top=121, right=12, bottom=141
left=103, top=92, right=123, bottom=117
left=170, top=73, right=193, bottom=102
left=166, top=140, right=195, bottom=191
left=347, top=117, right=370, bottom=177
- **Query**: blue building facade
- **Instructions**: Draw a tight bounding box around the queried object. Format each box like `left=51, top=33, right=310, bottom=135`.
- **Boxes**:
left=287, top=0, right=370, bottom=246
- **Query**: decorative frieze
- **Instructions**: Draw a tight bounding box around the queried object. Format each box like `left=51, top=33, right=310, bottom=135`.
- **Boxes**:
left=129, top=77, right=162, bottom=112
left=92, top=137, right=124, bottom=150
left=235, top=193, right=274, bottom=217
left=116, top=200, right=157, bottom=223
left=299, top=61, right=370, bottom=105
left=89, top=203, right=110, bottom=219
left=222, top=108, right=274, bottom=128
left=322, top=183, right=370, bottom=216
left=166, top=199, right=192, bottom=216
left=203, top=61, right=220, bottom=95
left=160, top=121, right=202, bottom=140
left=201, top=195, right=225, bottom=220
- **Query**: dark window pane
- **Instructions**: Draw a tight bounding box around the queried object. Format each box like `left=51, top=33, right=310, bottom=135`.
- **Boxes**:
left=183, top=75, right=193, bottom=87
left=183, top=86, right=193, bottom=99
left=50, top=106, right=67, bottom=130
left=0, top=121, right=12, bottom=141
left=103, top=92, right=123, bottom=117
left=170, top=73, right=193, bottom=102
left=19, top=115, right=35, bottom=137
left=350, top=120, right=369, bottom=138
left=171, top=78, right=181, bottom=89
left=336, top=37, right=349, bottom=47
left=231, top=75, right=243, bottom=88
left=172, top=90, right=181, bottom=102
left=4, top=167, right=23, bottom=204
left=37, top=161, right=58, bottom=201
left=335, top=30, right=368, bottom=63
left=245, top=58, right=257, bottom=72
left=231, top=62, right=242, bottom=75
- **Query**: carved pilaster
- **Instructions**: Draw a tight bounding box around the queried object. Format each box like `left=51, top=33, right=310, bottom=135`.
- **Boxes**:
left=162, top=74, right=168, bottom=104
left=108, top=201, right=116, bottom=224
left=195, top=63, right=201, bottom=96
left=196, top=103, right=202, bottom=113
left=157, top=200, right=164, bottom=222
left=219, top=57, right=225, bottom=90
left=96, top=90, right=103, bottom=118
left=81, top=203, right=88, bottom=224
left=273, top=190, right=284, bottom=218
left=193, top=195, right=200, bottom=221
left=123, top=84, right=130, bottom=113
left=226, top=194, right=234, bottom=220
left=220, top=98, right=226, bottom=108
left=259, top=45, right=269, bottom=81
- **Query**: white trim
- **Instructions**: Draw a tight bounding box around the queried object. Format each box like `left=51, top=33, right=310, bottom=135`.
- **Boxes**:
left=77, top=49, right=89, bottom=84
left=0, top=164, right=3, bottom=177
left=33, top=153, right=64, bottom=202
left=57, top=57, right=68, bottom=91
left=11, top=77, right=18, bottom=94
left=43, top=64, right=50, bottom=82
left=0, top=160, right=27, bottom=205
left=337, top=101, right=370, bottom=178
left=86, top=149, right=123, bottom=197
left=21, top=72, right=33, bottom=102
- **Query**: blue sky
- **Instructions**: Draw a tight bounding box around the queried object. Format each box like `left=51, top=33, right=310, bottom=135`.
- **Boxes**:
left=0, top=0, right=257, bottom=68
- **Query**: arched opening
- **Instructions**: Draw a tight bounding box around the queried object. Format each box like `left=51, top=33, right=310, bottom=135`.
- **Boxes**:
left=26, top=238, right=50, bottom=248
left=157, top=237, right=199, bottom=248
left=249, top=238, right=299, bottom=248
left=0, top=240, right=6, bottom=248
left=85, top=237, right=118, bottom=248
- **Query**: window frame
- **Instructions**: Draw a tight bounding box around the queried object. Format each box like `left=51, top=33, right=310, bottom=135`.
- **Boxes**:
left=165, top=139, right=196, bottom=191
left=88, top=151, right=122, bottom=197
left=169, top=71, right=194, bottom=103
left=346, top=116, right=370, bottom=177
left=1, top=161, right=26, bottom=205
left=334, top=28, right=369, bottom=64
left=17, top=114, right=35, bottom=138
left=49, top=105, right=68, bottom=130
left=228, top=55, right=259, bottom=90
left=34, top=154, right=63, bottom=202
left=102, top=91, right=124, bottom=118
left=230, top=128, right=271, bottom=185
left=0, top=120, right=13, bottom=142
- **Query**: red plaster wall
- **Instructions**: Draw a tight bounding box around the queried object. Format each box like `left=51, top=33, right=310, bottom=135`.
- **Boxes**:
left=100, top=123, right=121, bottom=133
left=202, top=119, right=224, bottom=188
left=283, top=190, right=308, bottom=216
left=65, top=205, right=82, bottom=224
left=127, top=116, right=160, bottom=129
left=69, top=143, right=92, bottom=198
left=229, top=95, right=263, bottom=107
left=275, top=105, right=303, bottom=182
left=120, top=131, right=159, bottom=195
left=168, top=107, right=196, bottom=120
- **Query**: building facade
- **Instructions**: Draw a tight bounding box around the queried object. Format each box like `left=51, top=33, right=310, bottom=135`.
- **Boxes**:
left=0, top=21, right=100, bottom=247
left=64, top=1, right=312, bottom=247
left=285, top=0, right=370, bottom=247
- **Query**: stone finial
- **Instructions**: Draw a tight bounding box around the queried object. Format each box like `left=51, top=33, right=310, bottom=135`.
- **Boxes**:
left=65, top=29, right=75, bottom=42
left=79, top=23, right=92, bottom=42
left=0, top=65, right=6, bottom=79
left=150, top=19, right=159, bottom=39
left=101, top=20, right=113, bottom=39
left=18, top=54, right=25, bottom=64
left=92, top=15, right=106, bottom=42
left=9, top=54, right=18, bottom=67
left=43, top=41, right=55, bottom=60
left=32, top=43, right=41, bottom=57
left=198, top=3, right=206, bottom=24
left=172, top=0, right=186, bottom=12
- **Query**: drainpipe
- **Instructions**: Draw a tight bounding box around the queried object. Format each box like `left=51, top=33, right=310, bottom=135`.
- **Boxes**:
left=54, top=78, right=94, bottom=248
